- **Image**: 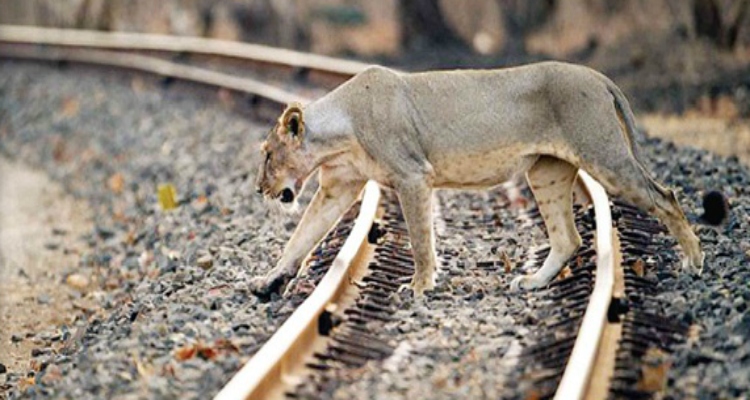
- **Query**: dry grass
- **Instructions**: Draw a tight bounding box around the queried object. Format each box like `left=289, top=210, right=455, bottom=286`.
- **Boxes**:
left=641, top=113, right=750, bottom=165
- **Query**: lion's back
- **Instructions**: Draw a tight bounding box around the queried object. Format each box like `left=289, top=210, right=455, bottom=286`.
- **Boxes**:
left=325, top=62, right=616, bottom=174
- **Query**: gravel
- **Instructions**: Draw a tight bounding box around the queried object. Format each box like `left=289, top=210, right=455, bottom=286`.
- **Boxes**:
left=0, top=61, right=304, bottom=399
left=321, top=188, right=550, bottom=399
left=1, top=59, right=749, bottom=399
left=639, top=140, right=750, bottom=399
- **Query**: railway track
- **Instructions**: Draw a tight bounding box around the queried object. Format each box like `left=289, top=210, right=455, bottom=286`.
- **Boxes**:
left=0, top=26, right=686, bottom=399
left=0, top=25, right=367, bottom=82
left=213, top=170, right=616, bottom=400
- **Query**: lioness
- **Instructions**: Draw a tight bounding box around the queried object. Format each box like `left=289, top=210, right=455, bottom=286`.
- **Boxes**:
left=251, top=61, right=703, bottom=296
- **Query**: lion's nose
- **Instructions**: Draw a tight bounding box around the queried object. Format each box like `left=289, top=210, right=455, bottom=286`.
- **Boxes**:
left=280, top=188, right=294, bottom=203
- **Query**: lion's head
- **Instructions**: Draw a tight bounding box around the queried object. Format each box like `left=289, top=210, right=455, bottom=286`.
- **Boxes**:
left=255, top=102, right=313, bottom=205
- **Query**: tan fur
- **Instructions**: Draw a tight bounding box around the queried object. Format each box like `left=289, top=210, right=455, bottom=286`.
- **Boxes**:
left=250, top=61, right=704, bottom=296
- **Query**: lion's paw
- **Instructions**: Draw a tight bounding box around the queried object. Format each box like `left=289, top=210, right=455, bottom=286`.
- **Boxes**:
left=681, top=251, right=705, bottom=276
left=249, top=273, right=292, bottom=298
left=510, top=275, right=542, bottom=292
left=409, top=273, right=436, bottom=297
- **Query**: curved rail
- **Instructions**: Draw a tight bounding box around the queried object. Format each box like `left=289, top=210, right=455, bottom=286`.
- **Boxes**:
left=554, top=171, right=615, bottom=400
left=0, top=25, right=374, bottom=107
left=0, top=45, right=301, bottom=106
left=215, top=181, right=381, bottom=400
left=0, top=25, right=370, bottom=78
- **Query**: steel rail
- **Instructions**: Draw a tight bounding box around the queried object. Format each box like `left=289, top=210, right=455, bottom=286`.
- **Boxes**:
left=0, top=25, right=370, bottom=78
left=0, top=45, right=301, bottom=106
left=554, top=171, right=615, bottom=400
left=215, top=181, right=381, bottom=400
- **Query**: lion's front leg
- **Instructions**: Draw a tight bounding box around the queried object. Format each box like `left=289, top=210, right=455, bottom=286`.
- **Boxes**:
left=396, top=178, right=437, bottom=296
left=250, top=179, right=366, bottom=297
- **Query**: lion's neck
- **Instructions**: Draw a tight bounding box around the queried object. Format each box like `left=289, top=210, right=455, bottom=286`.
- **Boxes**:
left=304, top=98, right=355, bottom=167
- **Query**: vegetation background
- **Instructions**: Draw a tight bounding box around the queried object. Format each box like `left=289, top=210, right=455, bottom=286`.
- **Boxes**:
left=2, top=0, right=749, bottom=160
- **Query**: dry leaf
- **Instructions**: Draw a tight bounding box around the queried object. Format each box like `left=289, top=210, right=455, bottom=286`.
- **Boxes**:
left=432, top=374, right=448, bottom=389
left=17, top=376, right=36, bottom=391
left=197, top=346, right=218, bottom=360
left=214, top=338, right=239, bottom=353
left=105, top=277, right=121, bottom=290
left=60, top=97, right=79, bottom=118
left=637, top=347, right=671, bottom=392
left=632, top=258, right=645, bottom=277
left=173, top=339, right=239, bottom=362
left=125, top=230, right=136, bottom=246
left=174, top=345, right=197, bottom=361
left=158, top=184, right=178, bottom=211
left=207, top=284, right=230, bottom=297
left=502, top=251, right=514, bottom=273
left=524, top=389, right=541, bottom=400
left=108, top=173, right=124, bottom=194
left=29, top=359, right=43, bottom=372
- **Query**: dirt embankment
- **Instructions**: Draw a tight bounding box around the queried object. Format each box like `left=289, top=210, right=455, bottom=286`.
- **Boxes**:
left=0, top=157, right=91, bottom=378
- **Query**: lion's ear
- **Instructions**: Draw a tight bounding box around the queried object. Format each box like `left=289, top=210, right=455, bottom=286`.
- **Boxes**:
left=282, top=102, right=305, bottom=142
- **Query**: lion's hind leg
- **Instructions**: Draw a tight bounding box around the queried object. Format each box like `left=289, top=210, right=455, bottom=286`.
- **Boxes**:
left=396, top=177, right=437, bottom=296
left=511, top=156, right=581, bottom=291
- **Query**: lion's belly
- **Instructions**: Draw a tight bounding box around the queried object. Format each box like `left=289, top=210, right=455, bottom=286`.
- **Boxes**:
left=430, top=148, right=538, bottom=189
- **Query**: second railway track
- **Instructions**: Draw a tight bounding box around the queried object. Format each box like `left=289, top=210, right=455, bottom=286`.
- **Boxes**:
left=0, top=26, right=691, bottom=399
left=0, top=24, right=370, bottom=115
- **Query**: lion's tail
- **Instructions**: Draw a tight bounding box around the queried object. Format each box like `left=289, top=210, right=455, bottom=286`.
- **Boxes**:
left=596, top=73, right=673, bottom=202
left=602, top=78, right=643, bottom=163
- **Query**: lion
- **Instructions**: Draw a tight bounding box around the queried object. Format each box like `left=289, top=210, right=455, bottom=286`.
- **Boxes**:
left=251, top=61, right=703, bottom=297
